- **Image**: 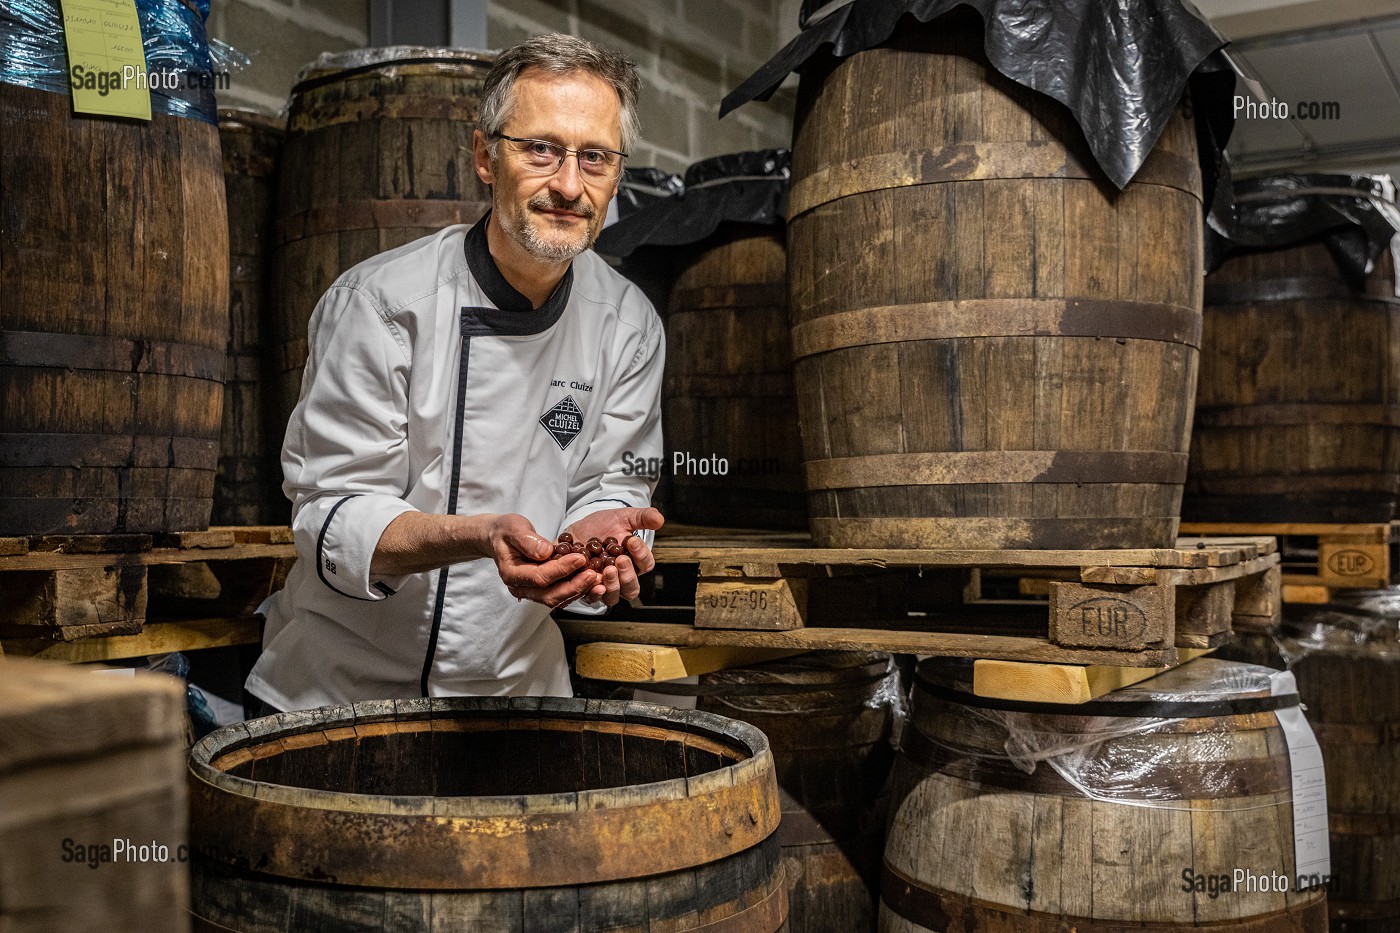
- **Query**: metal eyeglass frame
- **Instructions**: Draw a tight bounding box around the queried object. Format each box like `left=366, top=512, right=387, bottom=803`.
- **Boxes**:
left=492, top=133, right=629, bottom=179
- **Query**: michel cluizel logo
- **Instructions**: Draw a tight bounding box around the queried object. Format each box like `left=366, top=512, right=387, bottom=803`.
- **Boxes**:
left=539, top=395, right=584, bottom=450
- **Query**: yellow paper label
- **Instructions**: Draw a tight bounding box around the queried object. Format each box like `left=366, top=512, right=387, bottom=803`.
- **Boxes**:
left=59, top=0, right=152, bottom=120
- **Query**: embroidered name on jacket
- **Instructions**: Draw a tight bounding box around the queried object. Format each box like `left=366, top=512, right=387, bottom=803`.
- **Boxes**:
left=539, top=395, right=584, bottom=449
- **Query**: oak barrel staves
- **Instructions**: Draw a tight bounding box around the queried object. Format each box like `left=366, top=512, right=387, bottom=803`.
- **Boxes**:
left=787, top=10, right=1203, bottom=549
left=273, top=49, right=495, bottom=435
left=0, top=85, right=228, bottom=534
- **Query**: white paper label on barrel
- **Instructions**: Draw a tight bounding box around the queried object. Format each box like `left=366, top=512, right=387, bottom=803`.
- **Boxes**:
left=1269, top=670, right=1331, bottom=884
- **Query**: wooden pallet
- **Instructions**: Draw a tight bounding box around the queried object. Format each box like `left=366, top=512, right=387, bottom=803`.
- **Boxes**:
left=560, top=531, right=1282, bottom=669
left=0, top=526, right=292, bottom=655
left=1180, top=521, right=1400, bottom=602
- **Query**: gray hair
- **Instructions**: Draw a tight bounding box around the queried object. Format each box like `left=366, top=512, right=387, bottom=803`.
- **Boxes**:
left=480, top=34, right=641, bottom=156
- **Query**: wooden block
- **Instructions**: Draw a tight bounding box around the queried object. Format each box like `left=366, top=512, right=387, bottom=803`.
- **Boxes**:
left=1318, top=540, right=1389, bottom=588
left=0, top=537, right=27, bottom=557
left=1048, top=581, right=1172, bottom=650
left=574, top=643, right=803, bottom=682
left=694, top=577, right=807, bottom=630
left=149, top=562, right=223, bottom=600
left=0, top=566, right=148, bottom=636
left=1232, top=565, right=1282, bottom=633
left=0, top=659, right=188, bottom=932
left=1283, top=583, right=1331, bottom=604
left=972, top=648, right=1216, bottom=704
left=1174, top=581, right=1236, bottom=646
left=154, top=529, right=237, bottom=549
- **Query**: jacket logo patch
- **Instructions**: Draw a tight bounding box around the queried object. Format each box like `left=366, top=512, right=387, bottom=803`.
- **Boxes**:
left=539, top=395, right=584, bottom=450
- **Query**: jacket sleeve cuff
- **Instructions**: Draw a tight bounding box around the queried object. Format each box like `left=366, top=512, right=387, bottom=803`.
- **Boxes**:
left=305, top=494, right=418, bottom=601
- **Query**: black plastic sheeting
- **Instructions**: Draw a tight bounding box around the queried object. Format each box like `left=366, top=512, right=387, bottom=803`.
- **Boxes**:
left=613, top=167, right=684, bottom=221
left=721, top=0, right=1236, bottom=194
left=596, top=149, right=790, bottom=260
left=1207, top=173, right=1400, bottom=290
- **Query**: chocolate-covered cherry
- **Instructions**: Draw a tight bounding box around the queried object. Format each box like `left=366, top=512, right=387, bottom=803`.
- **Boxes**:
left=586, top=539, right=604, bottom=556
left=605, top=543, right=624, bottom=557
left=558, top=532, right=573, bottom=544
left=552, top=542, right=571, bottom=558
left=587, top=556, right=607, bottom=573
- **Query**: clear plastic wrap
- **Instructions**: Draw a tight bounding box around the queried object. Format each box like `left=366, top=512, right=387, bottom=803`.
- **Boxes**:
left=910, top=658, right=1301, bottom=811
left=1275, top=591, right=1400, bottom=666
left=0, top=0, right=220, bottom=123
left=293, top=45, right=494, bottom=89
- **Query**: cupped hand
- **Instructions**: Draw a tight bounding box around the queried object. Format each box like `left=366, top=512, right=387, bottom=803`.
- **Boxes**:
left=562, top=507, right=664, bottom=606
left=486, top=514, right=597, bottom=609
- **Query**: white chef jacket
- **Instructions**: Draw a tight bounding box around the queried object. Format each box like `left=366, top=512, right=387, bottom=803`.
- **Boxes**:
left=246, top=214, right=664, bottom=710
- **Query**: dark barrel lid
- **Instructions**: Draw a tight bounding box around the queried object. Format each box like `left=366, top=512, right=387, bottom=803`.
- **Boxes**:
left=721, top=0, right=1236, bottom=195
left=595, top=149, right=790, bottom=259
left=1206, top=172, right=1400, bottom=290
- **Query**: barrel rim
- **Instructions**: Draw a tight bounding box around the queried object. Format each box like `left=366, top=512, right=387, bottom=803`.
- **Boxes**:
left=190, top=695, right=771, bottom=810
left=293, top=46, right=496, bottom=91
left=188, top=697, right=781, bottom=889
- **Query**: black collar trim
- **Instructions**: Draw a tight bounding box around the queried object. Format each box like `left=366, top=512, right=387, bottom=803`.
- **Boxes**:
left=463, top=212, right=574, bottom=333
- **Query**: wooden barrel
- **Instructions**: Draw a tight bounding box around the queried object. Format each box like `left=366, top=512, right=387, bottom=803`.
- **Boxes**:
left=787, top=10, right=1202, bottom=549
left=189, top=697, right=787, bottom=931
left=666, top=224, right=807, bottom=529
left=698, top=652, right=896, bottom=932
left=216, top=109, right=287, bottom=526
left=882, top=657, right=1328, bottom=931
left=1279, top=596, right=1400, bottom=930
left=273, top=48, right=495, bottom=434
left=1186, top=205, right=1400, bottom=523
left=0, top=85, right=228, bottom=534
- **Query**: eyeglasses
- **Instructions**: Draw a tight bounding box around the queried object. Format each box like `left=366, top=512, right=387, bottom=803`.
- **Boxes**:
left=493, top=133, right=628, bottom=180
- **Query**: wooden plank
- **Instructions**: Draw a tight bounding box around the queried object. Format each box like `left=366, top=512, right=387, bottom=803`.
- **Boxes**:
left=0, top=617, right=262, bottom=662
left=154, top=529, right=237, bottom=549
left=1282, top=583, right=1332, bottom=604
left=0, top=542, right=296, bottom=572
left=573, top=643, right=803, bottom=683
left=210, top=525, right=295, bottom=545
left=1083, top=550, right=1280, bottom=586
left=29, top=534, right=152, bottom=554
left=557, top=620, right=1178, bottom=666
left=972, top=648, right=1217, bottom=704
left=649, top=543, right=1239, bottom=570
left=1047, top=581, right=1173, bottom=651
left=1180, top=521, right=1395, bottom=541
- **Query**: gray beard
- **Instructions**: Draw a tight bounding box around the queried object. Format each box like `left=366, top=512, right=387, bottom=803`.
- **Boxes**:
left=497, top=198, right=595, bottom=263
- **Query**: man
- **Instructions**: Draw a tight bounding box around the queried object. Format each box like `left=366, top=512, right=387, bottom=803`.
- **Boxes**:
left=245, top=34, right=664, bottom=711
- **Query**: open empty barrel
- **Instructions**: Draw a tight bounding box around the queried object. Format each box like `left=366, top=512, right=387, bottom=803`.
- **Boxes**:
left=189, top=697, right=787, bottom=931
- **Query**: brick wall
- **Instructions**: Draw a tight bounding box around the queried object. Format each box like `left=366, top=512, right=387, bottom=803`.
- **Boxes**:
left=207, top=0, right=370, bottom=114
left=206, top=0, right=798, bottom=173
left=490, top=0, right=797, bottom=174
